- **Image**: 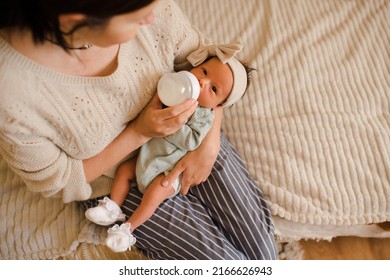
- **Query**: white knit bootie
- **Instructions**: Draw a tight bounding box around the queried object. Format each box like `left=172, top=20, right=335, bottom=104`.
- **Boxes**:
left=105, top=223, right=136, bottom=252
left=85, top=197, right=126, bottom=226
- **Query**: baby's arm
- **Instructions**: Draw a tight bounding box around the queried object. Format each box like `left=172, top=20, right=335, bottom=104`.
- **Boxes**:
left=164, top=107, right=214, bottom=152
left=110, top=158, right=137, bottom=207
left=128, top=173, right=175, bottom=231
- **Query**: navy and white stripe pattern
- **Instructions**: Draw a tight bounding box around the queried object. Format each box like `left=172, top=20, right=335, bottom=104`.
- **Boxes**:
left=86, top=134, right=277, bottom=259
left=124, top=134, right=277, bottom=259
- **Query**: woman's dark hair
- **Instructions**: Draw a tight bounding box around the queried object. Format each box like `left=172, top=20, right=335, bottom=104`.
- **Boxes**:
left=0, top=0, right=156, bottom=49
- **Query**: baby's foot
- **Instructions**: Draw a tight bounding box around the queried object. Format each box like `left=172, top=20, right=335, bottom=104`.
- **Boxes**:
left=105, top=223, right=136, bottom=252
left=85, top=197, right=126, bottom=226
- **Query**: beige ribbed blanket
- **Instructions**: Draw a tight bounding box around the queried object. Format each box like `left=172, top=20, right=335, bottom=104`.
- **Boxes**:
left=1, top=0, right=389, bottom=260
left=176, top=0, right=390, bottom=239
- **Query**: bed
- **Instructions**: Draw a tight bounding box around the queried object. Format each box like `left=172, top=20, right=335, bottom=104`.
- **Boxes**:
left=1, top=0, right=389, bottom=260
left=174, top=0, right=390, bottom=242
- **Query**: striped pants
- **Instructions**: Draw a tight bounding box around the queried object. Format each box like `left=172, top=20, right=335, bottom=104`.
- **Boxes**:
left=85, top=134, right=277, bottom=259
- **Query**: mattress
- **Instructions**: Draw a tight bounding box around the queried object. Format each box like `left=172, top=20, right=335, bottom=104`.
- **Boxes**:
left=175, top=0, right=390, bottom=240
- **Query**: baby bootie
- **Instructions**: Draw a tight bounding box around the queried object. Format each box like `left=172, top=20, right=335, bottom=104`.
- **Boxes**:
left=85, top=197, right=126, bottom=226
left=105, top=223, right=136, bottom=253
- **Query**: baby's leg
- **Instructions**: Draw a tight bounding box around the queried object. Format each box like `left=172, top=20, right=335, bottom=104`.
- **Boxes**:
left=110, top=158, right=137, bottom=207
left=105, top=174, right=174, bottom=252
left=84, top=158, right=136, bottom=226
left=128, top=173, right=175, bottom=232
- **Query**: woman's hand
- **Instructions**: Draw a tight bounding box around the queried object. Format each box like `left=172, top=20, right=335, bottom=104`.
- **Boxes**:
left=163, top=141, right=220, bottom=195
left=129, top=94, right=198, bottom=139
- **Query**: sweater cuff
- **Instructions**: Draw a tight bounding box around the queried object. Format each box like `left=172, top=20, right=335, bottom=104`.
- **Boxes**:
left=62, top=159, right=92, bottom=203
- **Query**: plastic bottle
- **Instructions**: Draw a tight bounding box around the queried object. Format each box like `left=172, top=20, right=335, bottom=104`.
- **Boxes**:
left=157, top=71, right=200, bottom=107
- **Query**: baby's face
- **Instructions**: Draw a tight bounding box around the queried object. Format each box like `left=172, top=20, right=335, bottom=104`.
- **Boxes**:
left=190, top=57, right=233, bottom=109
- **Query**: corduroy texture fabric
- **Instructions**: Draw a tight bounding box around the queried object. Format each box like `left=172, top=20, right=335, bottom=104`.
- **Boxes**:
left=175, top=0, right=390, bottom=230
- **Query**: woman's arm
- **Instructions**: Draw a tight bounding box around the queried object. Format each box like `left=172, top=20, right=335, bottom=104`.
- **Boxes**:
left=83, top=94, right=198, bottom=182
left=162, top=107, right=222, bottom=194
left=82, top=122, right=149, bottom=183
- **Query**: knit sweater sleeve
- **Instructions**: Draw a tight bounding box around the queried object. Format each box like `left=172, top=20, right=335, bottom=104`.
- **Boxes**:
left=0, top=130, right=91, bottom=203
left=0, top=67, right=92, bottom=203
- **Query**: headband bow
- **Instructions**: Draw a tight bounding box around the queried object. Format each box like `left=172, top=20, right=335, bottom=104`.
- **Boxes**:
left=187, top=41, right=247, bottom=108
left=187, top=42, right=243, bottom=67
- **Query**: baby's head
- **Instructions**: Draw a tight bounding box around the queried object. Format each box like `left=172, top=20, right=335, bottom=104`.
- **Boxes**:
left=187, top=42, right=252, bottom=109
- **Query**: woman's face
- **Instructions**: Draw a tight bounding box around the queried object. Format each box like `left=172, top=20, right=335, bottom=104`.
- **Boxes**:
left=74, top=1, right=159, bottom=47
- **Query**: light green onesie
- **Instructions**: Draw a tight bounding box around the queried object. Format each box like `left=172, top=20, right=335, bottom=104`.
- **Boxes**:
left=135, top=106, right=215, bottom=195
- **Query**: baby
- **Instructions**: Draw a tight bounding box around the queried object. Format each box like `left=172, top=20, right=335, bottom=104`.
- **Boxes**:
left=85, top=42, right=251, bottom=252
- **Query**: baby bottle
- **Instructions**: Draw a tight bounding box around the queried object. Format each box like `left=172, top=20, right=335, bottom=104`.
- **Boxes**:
left=157, top=71, right=200, bottom=107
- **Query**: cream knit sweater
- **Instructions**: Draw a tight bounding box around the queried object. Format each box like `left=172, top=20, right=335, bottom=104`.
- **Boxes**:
left=0, top=0, right=200, bottom=259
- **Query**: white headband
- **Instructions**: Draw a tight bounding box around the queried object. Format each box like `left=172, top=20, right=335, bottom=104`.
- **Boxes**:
left=187, top=41, right=247, bottom=108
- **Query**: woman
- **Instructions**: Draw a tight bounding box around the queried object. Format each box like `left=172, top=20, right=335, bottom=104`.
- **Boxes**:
left=0, top=0, right=277, bottom=259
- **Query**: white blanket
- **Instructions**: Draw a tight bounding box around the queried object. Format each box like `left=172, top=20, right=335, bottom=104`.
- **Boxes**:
left=176, top=0, right=390, bottom=240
